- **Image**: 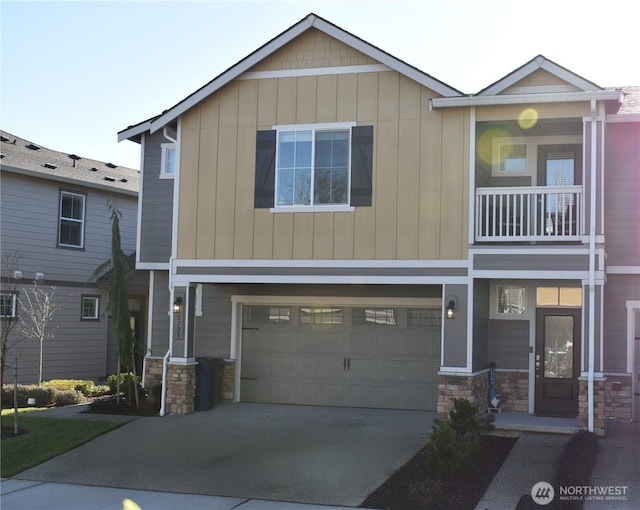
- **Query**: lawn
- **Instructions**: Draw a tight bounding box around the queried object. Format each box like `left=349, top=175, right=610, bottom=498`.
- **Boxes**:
left=1, top=411, right=123, bottom=477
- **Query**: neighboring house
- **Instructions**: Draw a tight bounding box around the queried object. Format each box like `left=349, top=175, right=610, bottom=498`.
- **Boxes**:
left=119, top=13, right=639, bottom=432
left=0, top=131, right=142, bottom=384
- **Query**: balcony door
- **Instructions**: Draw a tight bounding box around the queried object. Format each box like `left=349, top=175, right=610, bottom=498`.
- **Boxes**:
left=535, top=308, right=581, bottom=416
left=537, top=145, right=582, bottom=236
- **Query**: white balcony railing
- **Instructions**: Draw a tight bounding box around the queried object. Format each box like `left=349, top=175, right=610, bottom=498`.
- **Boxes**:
left=475, top=186, right=583, bottom=242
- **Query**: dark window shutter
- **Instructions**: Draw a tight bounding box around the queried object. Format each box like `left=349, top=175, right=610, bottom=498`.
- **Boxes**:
left=350, top=125, right=373, bottom=207
left=254, top=130, right=276, bottom=208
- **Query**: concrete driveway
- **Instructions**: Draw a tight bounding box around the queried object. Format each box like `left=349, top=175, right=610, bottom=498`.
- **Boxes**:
left=15, top=403, right=435, bottom=507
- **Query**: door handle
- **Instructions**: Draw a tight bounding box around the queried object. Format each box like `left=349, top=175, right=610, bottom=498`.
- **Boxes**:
left=347, top=357, right=351, bottom=370
left=343, top=357, right=347, bottom=371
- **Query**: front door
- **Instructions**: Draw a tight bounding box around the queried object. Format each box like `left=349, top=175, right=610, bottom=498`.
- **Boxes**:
left=535, top=308, right=581, bottom=416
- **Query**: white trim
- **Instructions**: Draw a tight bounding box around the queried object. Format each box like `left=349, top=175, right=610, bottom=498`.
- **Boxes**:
left=468, top=107, right=476, bottom=246
left=606, top=113, right=640, bottom=123
left=471, top=270, right=600, bottom=280
left=270, top=205, right=355, bottom=213
left=273, top=121, right=356, bottom=131
left=231, top=294, right=441, bottom=307
left=431, top=90, right=621, bottom=109
left=437, top=368, right=481, bottom=375
left=175, top=258, right=469, bottom=269
left=470, top=246, right=592, bottom=255
left=506, top=85, right=579, bottom=94
left=626, top=301, right=640, bottom=374
left=466, top=281, right=473, bottom=372
left=607, top=266, right=640, bottom=275
left=240, top=64, right=390, bottom=80
left=159, top=142, right=176, bottom=179
left=174, top=275, right=469, bottom=286
left=135, top=134, right=145, bottom=264
left=171, top=119, right=182, bottom=262
left=135, top=262, right=170, bottom=270
left=118, top=119, right=153, bottom=142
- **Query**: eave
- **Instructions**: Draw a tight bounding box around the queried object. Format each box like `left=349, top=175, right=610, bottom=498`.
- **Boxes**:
left=431, top=90, right=623, bottom=109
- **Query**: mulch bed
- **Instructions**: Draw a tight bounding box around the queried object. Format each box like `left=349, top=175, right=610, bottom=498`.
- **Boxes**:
left=361, top=435, right=517, bottom=510
left=84, top=395, right=159, bottom=416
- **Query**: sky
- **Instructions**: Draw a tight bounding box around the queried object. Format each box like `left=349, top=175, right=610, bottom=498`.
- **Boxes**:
left=2, top=0, right=639, bottom=170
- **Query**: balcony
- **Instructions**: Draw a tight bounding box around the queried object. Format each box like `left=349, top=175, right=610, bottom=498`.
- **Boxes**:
left=475, top=186, right=583, bottom=242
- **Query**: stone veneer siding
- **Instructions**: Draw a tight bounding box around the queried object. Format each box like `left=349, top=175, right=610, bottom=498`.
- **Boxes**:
left=605, top=375, right=632, bottom=422
left=495, top=371, right=529, bottom=412
left=578, top=378, right=606, bottom=432
left=437, top=371, right=490, bottom=417
left=165, top=363, right=196, bottom=414
left=222, top=360, right=235, bottom=401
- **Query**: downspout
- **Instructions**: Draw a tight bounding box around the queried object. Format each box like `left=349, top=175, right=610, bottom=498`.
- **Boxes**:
left=159, top=348, right=171, bottom=416
left=587, top=99, right=597, bottom=432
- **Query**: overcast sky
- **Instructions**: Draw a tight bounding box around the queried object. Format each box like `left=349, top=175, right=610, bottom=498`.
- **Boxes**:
left=2, top=0, right=638, bottom=170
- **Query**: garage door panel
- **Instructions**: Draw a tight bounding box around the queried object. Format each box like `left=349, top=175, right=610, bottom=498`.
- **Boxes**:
left=376, top=334, right=406, bottom=354
left=296, top=357, right=319, bottom=377
left=295, top=383, right=318, bottom=404
left=375, top=360, right=406, bottom=382
left=316, top=333, right=348, bottom=353
left=319, top=383, right=348, bottom=406
left=350, top=333, right=376, bottom=353
left=295, top=334, right=319, bottom=353
left=318, top=357, right=346, bottom=378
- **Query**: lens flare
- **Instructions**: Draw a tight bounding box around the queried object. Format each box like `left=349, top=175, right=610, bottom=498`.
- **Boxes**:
left=518, top=108, right=538, bottom=129
left=477, top=128, right=510, bottom=166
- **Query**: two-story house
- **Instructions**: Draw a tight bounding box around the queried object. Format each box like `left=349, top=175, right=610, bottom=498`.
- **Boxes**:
left=119, top=14, right=639, bottom=433
left=0, top=131, right=142, bottom=384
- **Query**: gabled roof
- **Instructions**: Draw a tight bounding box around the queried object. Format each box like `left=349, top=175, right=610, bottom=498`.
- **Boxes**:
left=431, top=54, right=623, bottom=109
left=1, top=130, right=139, bottom=195
left=120, top=13, right=463, bottom=140
left=477, top=54, right=602, bottom=96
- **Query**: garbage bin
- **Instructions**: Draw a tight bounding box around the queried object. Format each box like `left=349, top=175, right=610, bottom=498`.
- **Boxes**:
left=195, top=357, right=224, bottom=411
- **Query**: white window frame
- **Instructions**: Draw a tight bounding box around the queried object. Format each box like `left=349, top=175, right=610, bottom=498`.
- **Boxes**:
left=0, top=293, right=17, bottom=318
left=160, top=142, right=176, bottom=179
left=490, top=281, right=531, bottom=320
left=272, top=122, right=355, bottom=212
left=81, top=295, right=100, bottom=320
left=58, top=190, right=86, bottom=248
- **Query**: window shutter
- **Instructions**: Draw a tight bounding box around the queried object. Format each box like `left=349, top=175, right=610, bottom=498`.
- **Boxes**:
left=350, top=125, right=373, bottom=206
left=254, top=130, right=276, bottom=208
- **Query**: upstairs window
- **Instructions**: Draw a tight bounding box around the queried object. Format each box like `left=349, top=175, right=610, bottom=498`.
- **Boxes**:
left=254, top=124, right=373, bottom=210
left=499, top=143, right=527, bottom=172
left=81, top=295, right=100, bottom=320
left=58, top=190, right=86, bottom=248
left=160, top=143, right=176, bottom=177
left=0, top=293, right=17, bottom=318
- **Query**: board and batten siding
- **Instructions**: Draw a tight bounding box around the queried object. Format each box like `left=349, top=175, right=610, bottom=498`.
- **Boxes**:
left=1, top=172, right=137, bottom=282
left=139, top=131, right=174, bottom=264
left=175, top=30, right=469, bottom=262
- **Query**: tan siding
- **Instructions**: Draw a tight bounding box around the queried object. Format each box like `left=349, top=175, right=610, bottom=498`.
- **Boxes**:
left=476, top=102, right=589, bottom=121
left=214, top=127, right=237, bottom=258
left=196, top=128, right=218, bottom=257
left=177, top=58, right=470, bottom=262
left=506, top=69, right=582, bottom=91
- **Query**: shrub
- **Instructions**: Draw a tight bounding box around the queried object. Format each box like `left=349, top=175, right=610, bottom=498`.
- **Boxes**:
left=1, top=384, right=83, bottom=407
left=107, top=372, right=142, bottom=403
left=53, top=389, right=83, bottom=406
left=87, top=384, right=111, bottom=397
left=425, top=398, right=489, bottom=479
left=43, top=379, right=95, bottom=396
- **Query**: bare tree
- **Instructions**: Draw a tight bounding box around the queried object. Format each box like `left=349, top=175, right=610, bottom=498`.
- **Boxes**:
left=1, top=250, right=26, bottom=391
left=18, top=282, right=61, bottom=385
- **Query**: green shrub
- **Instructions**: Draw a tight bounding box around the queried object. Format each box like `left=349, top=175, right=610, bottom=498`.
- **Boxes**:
left=1, top=384, right=83, bottom=407
left=53, top=389, right=83, bottom=406
left=42, top=379, right=95, bottom=396
left=87, top=384, right=111, bottom=397
left=107, top=372, right=142, bottom=403
left=425, top=398, right=489, bottom=479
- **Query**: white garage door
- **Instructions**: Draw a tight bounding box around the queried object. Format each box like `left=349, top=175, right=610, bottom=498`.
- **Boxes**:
left=240, top=304, right=441, bottom=410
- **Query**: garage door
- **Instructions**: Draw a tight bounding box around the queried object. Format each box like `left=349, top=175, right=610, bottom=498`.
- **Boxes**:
left=240, top=304, right=441, bottom=410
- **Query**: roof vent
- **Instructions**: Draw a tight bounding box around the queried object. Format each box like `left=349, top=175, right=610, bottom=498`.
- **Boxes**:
left=105, top=162, right=117, bottom=169
left=68, top=153, right=81, bottom=168
left=89, top=167, right=98, bottom=172
left=103, top=176, right=116, bottom=182
left=0, top=136, right=9, bottom=143
left=43, top=163, right=57, bottom=169
left=0, top=153, right=5, bottom=159
left=120, top=178, right=128, bottom=183
left=26, top=143, right=40, bottom=151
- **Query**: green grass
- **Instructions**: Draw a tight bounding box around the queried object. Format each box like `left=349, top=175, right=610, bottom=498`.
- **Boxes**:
left=1, top=414, right=122, bottom=477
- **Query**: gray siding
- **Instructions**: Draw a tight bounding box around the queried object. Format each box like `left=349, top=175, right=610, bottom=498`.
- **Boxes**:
left=474, top=253, right=590, bottom=272
left=472, top=279, right=489, bottom=371
left=487, top=319, right=529, bottom=370
left=0, top=172, right=137, bottom=282
left=139, top=131, right=174, bottom=264
left=9, top=284, right=110, bottom=384
left=149, top=271, right=171, bottom=354
left=604, top=122, right=640, bottom=267
left=603, top=275, right=639, bottom=373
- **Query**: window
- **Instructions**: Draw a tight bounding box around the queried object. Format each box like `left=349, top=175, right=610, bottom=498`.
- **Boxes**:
left=81, top=296, right=100, bottom=320
left=353, top=308, right=397, bottom=326
left=536, top=287, right=582, bottom=307
left=299, top=307, right=343, bottom=325
left=0, top=293, right=17, bottom=318
left=497, top=285, right=526, bottom=315
left=160, top=143, right=176, bottom=177
left=499, top=143, right=527, bottom=172
left=58, top=190, right=85, bottom=248
left=254, top=125, right=373, bottom=209
left=408, top=308, right=441, bottom=327
left=247, top=306, right=291, bottom=324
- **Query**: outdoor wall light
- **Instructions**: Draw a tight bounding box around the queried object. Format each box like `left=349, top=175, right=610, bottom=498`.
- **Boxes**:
left=13, top=270, right=23, bottom=279
left=173, top=296, right=183, bottom=314
left=446, top=296, right=457, bottom=319
left=35, top=272, right=45, bottom=281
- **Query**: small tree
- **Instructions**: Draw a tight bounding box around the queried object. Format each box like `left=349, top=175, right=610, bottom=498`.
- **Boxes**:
left=18, top=281, right=60, bottom=385
left=0, top=250, right=26, bottom=391
left=92, top=201, right=136, bottom=406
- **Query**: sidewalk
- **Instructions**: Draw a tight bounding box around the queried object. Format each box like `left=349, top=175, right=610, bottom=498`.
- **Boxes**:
left=0, top=479, right=374, bottom=510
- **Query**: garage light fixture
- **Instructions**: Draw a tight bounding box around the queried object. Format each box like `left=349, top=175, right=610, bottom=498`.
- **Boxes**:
left=173, top=296, right=183, bottom=314
left=446, top=296, right=457, bottom=319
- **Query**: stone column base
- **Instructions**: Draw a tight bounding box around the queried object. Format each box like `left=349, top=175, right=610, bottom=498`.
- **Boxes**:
left=437, top=371, right=490, bottom=418
left=165, top=362, right=196, bottom=414
left=578, top=377, right=606, bottom=433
